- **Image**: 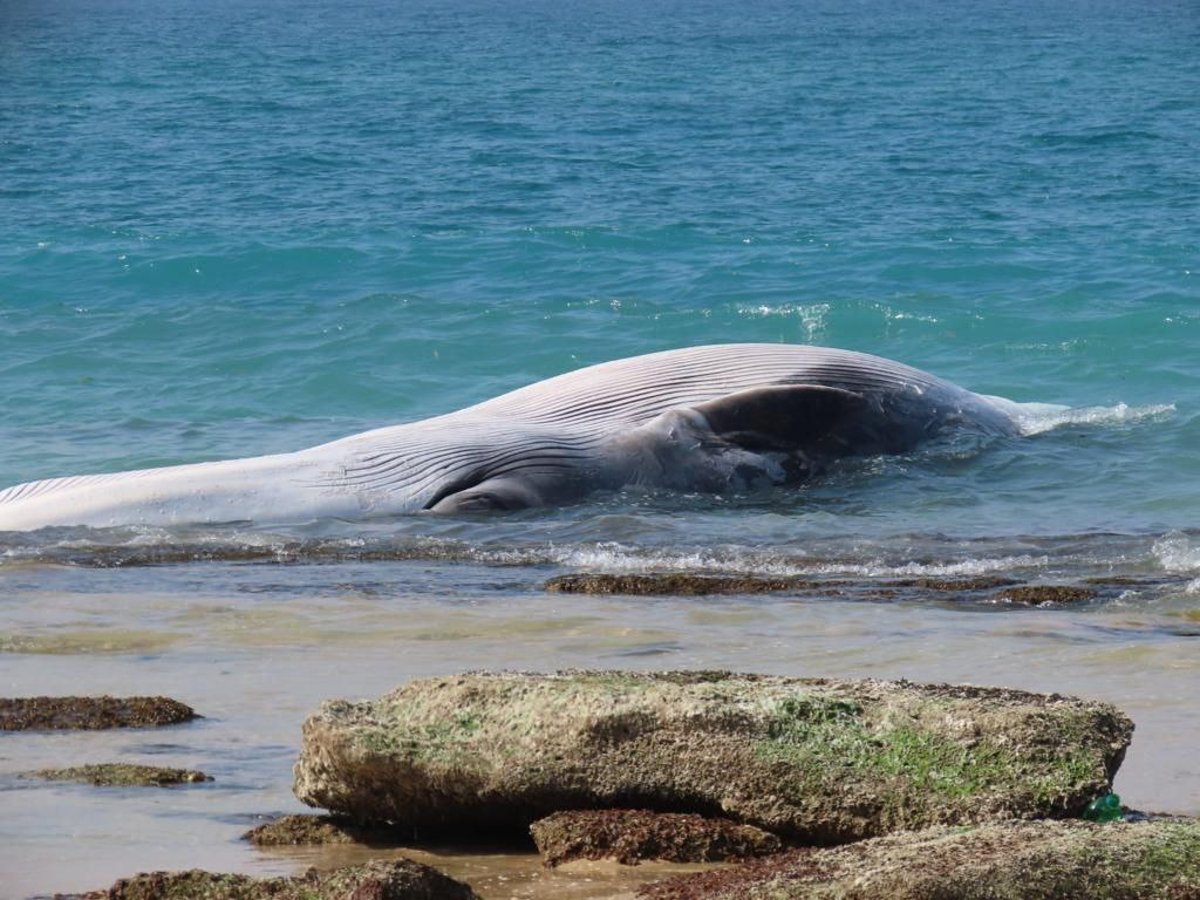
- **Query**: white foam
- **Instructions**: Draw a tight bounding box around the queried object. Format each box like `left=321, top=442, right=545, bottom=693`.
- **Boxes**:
left=551, top=543, right=784, bottom=575
left=808, top=555, right=1051, bottom=579
left=1153, top=532, right=1200, bottom=574
left=542, top=541, right=1049, bottom=580
left=1001, top=400, right=1175, bottom=436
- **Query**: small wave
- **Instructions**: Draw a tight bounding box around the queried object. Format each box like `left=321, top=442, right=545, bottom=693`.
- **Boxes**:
left=1008, top=401, right=1175, bottom=436
left=547, top=542, right=1053, bottom=580
left=0, top=531, right=1052, bottom=578
left=806, top=555, right=1054, bottom=579
left=734, top=303, right=830, bottom=340
left=551, top=544, right=813, bottom=576
left=1153, top=532, right=1200, bottom=574
left=4, top=526, right=1196, bottom=591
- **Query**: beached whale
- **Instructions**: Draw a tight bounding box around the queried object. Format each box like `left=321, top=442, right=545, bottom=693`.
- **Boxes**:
left=0, top=344, right=1025, bottom=529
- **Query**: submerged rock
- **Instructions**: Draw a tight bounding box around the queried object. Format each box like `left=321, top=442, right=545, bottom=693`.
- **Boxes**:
left=28, top=764, right=211, bottom=787
left=544, top=573, right=817, bottom=595
left=530, top=809, right=781, bottom=866
left=638, top=819, right=1200, bottom=899
left=884, top=576, right=1018, bottom=591
left=78, top=859, right=480, bottom=899
left=992, top=585, right=1098, bottom=605
left=542, top=572, right=1150, bottom=612
left=293, top=671, right=1132, bottom=844
left=0, top=696, right=197, bottom=731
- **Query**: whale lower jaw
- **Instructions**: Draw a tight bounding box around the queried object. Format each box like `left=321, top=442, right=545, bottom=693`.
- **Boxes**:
left=0, top=451, right=389, bottom=530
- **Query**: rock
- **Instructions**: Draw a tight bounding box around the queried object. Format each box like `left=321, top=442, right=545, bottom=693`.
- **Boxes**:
left=638, top=819, right=1200, bottom=899
left=0, top=696, right=197, bottom=731
left=992, top=585, right=1098, bottom=605
left=293, top=671, right=1132, bottom=844
left=76, top=859, right=480, bottom=899
left=242, top=814, right=392, bottom=846
left=884, top=576, right=1018, bottom=591
left=543, top=573, right=1131, bottom=610
left=27, top=764, right=211, bottom=787
left=530, top=809, right=782, bottom=866
left=544, top=573, right=818, bottom=595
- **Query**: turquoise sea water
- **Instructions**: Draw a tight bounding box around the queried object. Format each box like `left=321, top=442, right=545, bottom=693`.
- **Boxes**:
left=2, top=1, right=1199, bottom=896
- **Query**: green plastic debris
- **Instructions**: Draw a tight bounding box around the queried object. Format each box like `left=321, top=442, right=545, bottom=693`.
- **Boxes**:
left=1082, top=792, right=1123, bottom=822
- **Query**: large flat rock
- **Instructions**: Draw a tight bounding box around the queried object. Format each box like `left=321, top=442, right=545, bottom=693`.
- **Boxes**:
left=639, top=820, right=1200, bottom=899
left=293, top=671, right=1132, bottom=843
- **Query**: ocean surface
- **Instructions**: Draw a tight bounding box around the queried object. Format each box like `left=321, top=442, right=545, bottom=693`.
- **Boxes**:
left=1, top=0, right=1198, bottom=896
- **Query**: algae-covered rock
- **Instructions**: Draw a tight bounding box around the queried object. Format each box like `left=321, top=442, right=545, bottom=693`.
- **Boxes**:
left=0, top=696, right=197, bottom=730
left=638, top=819, right=1200, bottom=899
left=242, top=814, right=392, bottom=846
left=293, top=671, right=1132, bottom=844
left=885, top=576, right=1018, bottom=591
left=28, top=764, right=211, bottom=787
left=80, top=859, right=480, bottom=899
left=530, top=809, right=781, bottom=866
left=544, top=573, right=818, bottom=595
left=993, top=585, right=1098, bottom=605
left=544, top=573, right=1130, bottom=609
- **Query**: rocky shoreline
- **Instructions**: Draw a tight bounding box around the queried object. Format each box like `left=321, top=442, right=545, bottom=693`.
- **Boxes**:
left=13, top=670, right=1199, bottom=899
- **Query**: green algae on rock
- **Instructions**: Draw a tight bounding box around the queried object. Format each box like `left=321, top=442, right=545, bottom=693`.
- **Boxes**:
left=0, top=696, right=197, bottom=731
left=78, top=859, right=480, bottom=899
left=530, top=809, right=782, bottom=867
left=28, top=764, right=211, bottom=787
left=293, top=671, right=1132, bottom=845
left=638, top=819, right=1200, bottom=899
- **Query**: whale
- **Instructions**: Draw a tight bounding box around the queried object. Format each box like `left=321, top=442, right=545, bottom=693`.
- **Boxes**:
left=0, top=344, right=1025, bottom=530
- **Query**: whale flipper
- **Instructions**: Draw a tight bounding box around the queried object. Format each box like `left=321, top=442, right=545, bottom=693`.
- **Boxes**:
left=617, top=381, right=954, bottom=495
left=692, top=384, right=867, bottom=451
left=425, top=475, right=545, bottom=513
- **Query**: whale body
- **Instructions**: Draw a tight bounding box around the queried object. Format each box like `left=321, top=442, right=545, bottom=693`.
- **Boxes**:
left=0, top=344, right=1024, bottom=530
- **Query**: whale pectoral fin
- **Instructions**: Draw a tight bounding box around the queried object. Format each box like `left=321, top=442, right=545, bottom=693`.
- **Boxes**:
left=692, top=384, right=867, bottom=451
left=611, top=384, right=874, bottom=493
left=425, top=476, right=540, bottom=514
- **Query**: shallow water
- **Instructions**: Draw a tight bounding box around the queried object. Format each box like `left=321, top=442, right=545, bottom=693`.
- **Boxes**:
left=2, top=0, right=1199, bottom=895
